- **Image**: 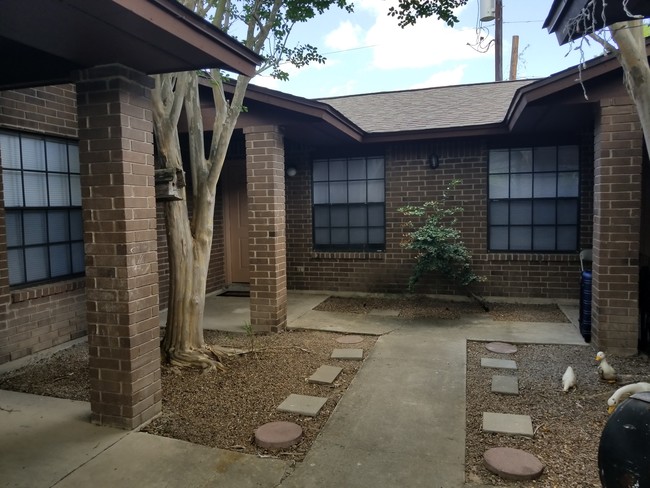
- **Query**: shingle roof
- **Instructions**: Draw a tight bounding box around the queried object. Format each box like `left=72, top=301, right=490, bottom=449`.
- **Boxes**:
left=318, top=79, right=536, bottom=134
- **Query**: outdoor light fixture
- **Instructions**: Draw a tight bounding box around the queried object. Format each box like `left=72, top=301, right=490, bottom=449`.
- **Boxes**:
left=286, top=166, right=297, bottom=177
left=429, top=154, right=440, bottom=169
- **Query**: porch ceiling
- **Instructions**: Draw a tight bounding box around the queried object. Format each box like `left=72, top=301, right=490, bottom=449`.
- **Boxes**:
left=544, top=0, right=650, bottom=44
left=0, top=0, right=262, bottom=90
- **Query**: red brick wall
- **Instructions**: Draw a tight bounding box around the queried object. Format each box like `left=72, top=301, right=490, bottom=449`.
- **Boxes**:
left=0, top=85, right=86, bottom=366
left=591, top=98, right=643, bottom=356
left=0, top=85, right=77, bottom=138
left=286, top=136, right=594, bottom=300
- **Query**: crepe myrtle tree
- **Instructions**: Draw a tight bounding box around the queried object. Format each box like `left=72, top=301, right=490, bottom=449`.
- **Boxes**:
left=152, top=0, right=352, bottom=371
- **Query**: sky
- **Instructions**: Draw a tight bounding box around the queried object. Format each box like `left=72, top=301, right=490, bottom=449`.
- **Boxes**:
left=249, top=0, right=606, bottom=99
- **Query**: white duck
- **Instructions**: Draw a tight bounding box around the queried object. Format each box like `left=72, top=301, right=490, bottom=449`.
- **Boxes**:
left=607, top=382, right=650, bottom=413
left=562, top=366, right=577, bottom=392
left=596, top=351, right=617, bottom=383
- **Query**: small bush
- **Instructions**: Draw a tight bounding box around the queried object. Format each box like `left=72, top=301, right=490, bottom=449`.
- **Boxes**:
left=399, top=179, right=483, bottom=292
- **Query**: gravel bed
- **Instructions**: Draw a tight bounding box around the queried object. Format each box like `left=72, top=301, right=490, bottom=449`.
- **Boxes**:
left=466, top=341, right=650, bottom=487
left=2, top=297, right=647, bottom=486
left=0, top=329, right=376, bottom=463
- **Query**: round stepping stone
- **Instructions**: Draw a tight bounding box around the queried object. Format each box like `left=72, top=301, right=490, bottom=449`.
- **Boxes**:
left=255, top=421, right=302, bottom=449
left=484, top=447, right=544, bottom=481
left=336, top=335, right=364, bottom=344
left=485, top=341, right=518, bottom=354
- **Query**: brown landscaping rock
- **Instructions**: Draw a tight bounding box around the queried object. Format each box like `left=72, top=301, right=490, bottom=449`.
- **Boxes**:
left=255, top=421, right=303, bottom=449
left=485, top=342, right=518, bottom=354
left=483, top=447, right=544, bottom=481
left=335, top=335, right=364, bottom=344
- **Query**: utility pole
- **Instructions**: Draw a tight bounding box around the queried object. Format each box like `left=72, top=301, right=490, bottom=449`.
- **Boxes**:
left=509, top=35, right=519, bottom=80
left=495, top=0, right=503, bottom=81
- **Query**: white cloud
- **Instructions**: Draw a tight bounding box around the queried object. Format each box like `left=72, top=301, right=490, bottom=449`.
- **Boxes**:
left=409, top=65, right=468, bottom=89
left=347, top=0, right=485, bottom=70
left=324, top=21, right=364, bottom=51
left=252, top=73, right=281, bottom=90
left=326, top=79, right=359, bottom=97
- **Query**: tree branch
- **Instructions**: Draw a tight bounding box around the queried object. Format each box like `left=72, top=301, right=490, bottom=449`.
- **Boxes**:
left=213, top=0, right=228, bottom=29
left=253, top=0, right=283, bottom=53
left=170, top=72, right=190, bottom=127
left=588, top=33, right=618, bottom=54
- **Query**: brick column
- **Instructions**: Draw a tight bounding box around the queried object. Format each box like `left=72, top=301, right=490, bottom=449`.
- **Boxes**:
left=592, top=97, right=643, bottom=356
left=244, top=125, right=287, bottom=332
left=75, top=65, right=161, bottom=429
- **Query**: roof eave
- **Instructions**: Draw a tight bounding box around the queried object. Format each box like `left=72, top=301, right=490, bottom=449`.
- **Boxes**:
left=117, top=0, right=263, bottom=76
left=217, top=80, right=365, bottom=142
left=361, top=123, right=510, bottom=143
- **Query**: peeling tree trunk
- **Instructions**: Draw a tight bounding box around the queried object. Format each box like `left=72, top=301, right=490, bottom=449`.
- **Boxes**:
left=151, top=70, right=251, bottom=370
left=610, top=21, right=650, bottom=158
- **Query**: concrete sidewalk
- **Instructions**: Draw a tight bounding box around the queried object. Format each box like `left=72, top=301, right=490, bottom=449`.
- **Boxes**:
left=0, top=298, right=585, bottom=488
left=281, top=311, right=585, bottom=488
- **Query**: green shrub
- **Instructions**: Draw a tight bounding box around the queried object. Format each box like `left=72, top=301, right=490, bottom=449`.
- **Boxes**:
left=399, top=179, right=483, bottom=292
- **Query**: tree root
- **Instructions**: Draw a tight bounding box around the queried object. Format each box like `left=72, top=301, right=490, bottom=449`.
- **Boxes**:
left=165, top=346, right=229, bottom=372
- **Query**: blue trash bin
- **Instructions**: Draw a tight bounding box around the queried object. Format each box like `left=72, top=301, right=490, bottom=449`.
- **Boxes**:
left=579, top=270, right=592, bottom=342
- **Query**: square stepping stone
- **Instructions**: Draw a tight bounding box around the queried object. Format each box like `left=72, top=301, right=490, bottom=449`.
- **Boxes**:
left=277, top=394, right=328, bottom=417
left=331, top=348, right=364, bottom=360
left=308, top=365, right=343, bottom=385
left=483, top=412, right=533, bottom=437
left=492, top=375, right=519, bottom=395
left=481, top=358, right=517, bottom=370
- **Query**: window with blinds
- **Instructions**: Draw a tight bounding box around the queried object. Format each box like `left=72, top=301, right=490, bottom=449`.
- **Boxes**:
left=488, top=146, right=580, bottom=252
left=0, top=132, right=84, bottom=286
left=312, top=156, right=385, bottom=251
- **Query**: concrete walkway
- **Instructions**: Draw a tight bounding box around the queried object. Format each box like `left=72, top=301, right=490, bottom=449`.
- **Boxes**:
left=0, top=296, right=585, bottom=488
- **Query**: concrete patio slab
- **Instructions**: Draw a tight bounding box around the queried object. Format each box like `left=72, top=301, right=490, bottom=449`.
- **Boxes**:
left=160, top=291, right=330, bottom=333
left=281, top=325, right=467, bottom=488
left=308, top=365, right=343, bottom=385
left=0, top=390, right=287, bottom=488
left=55, top=431, right=287, bottom=488
left=277, top=394, right=328, bottom=417
left=492, top=375, right=519, bottom=395
left=0, top=390, right=128, bottom=488
left=287, top=309, right=399, bottom=335
left=331, top=348, right=364, bottom=360
left=481, top=358, right=517, bottom=370
left=483, top=412, right=534, bottom=437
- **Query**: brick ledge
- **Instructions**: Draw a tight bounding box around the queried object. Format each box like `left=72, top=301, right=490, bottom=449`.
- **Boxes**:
left=483, top=253, right=580, bottom=263
left=11, top=278, right=85, bottom=304
left=312, top=251, right=385, bottom=261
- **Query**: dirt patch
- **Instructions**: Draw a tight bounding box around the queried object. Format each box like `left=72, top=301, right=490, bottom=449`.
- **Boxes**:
left=315, top=296, right=569, bottom=323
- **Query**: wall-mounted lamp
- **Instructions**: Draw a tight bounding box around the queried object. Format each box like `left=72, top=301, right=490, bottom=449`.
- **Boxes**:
left=429, top=154, right=440, bottom=169
left=286, top=166, right=297, bottom=177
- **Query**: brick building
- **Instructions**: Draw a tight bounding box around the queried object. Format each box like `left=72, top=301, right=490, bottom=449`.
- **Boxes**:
left=1, top=1, right=648, bottom=429
left=0, top=0, right=261, bottom=429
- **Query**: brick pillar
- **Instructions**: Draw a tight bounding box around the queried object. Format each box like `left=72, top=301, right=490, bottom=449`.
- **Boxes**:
left=75, top=65, right=161, bottom=429
left=592, top=97, right=643, bottom=356
left=244, top=125, right=287, bottom=332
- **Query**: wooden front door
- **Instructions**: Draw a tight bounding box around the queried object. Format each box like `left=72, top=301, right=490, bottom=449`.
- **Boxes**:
left=223, top=161, right=250, bottom=284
